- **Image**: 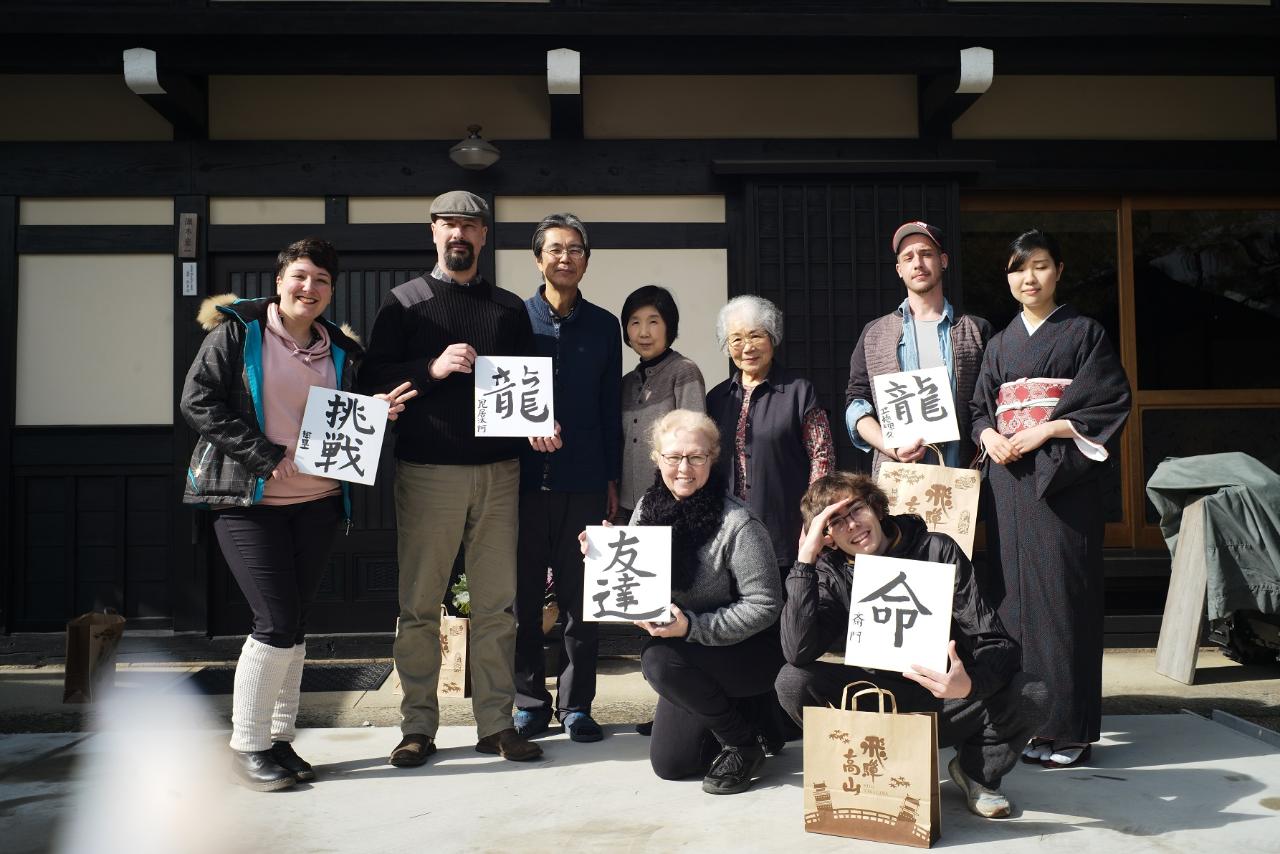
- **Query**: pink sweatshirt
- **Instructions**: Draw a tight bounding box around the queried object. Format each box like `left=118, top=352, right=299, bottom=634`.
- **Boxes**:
left=260, top=303, right=341, bottom=506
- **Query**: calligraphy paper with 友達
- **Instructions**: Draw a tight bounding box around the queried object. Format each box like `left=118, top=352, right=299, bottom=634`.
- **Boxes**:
left=872, top=366, right=960, bottom=449
left=293, top=388, right=389, bottom=486
left=582, top=526, right=672, bottom=623
left=844, top=554, right=955, bottom=675
left=474, top=356, right=555, bottom=438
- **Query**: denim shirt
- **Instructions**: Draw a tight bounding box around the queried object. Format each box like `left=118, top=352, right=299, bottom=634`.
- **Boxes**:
left=845, top=297, right=962, bottom=468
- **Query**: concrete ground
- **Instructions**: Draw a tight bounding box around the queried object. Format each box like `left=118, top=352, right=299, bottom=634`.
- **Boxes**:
left=0, top=648, right=1277, bottom=853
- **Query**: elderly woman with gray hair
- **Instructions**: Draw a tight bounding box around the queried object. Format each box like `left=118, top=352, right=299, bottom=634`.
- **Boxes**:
left=706, top=295, right=834, bottom=577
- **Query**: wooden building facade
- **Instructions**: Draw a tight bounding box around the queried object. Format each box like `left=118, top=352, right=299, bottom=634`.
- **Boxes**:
left=2, top=0, right=1278, bottom=645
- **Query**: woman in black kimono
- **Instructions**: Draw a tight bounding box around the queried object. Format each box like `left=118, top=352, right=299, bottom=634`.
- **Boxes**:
left=970, top=230, right=1131, bottom=768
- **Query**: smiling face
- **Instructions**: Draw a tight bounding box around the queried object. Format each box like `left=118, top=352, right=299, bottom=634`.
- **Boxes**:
left=534, top=226, right=589, bottom=291
left=275, top=257, right=333, bottom=327
left=826, top=495, right=887, bottom=558
left=654, top=426, right=714, bottom=500
left=894, top=234, right=947, bottom=296
left=626, top=305, right=669, bottom=361
left=431, top=215, right=487, bottom=275
left=724, top=314, right=775, bottom=377
left=1007, top=247, right=1062, bottom=313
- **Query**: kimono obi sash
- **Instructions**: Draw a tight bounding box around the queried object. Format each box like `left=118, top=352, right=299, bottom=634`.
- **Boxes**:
left=995, top=377, right=1072, bottom=436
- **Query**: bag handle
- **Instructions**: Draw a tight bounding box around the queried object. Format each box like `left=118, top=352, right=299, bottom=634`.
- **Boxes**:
left=838, top=681, right=898, bottom=714
left=890, top=444, right=945, bottom=465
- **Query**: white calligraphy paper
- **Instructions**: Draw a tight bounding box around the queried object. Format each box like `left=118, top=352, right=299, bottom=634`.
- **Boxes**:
left=872, top=366, right=960, bottom=448
left=294, top=387, right=389, bottom=486
left=844, top=553, right=955, bottom=674
left=583, top=525, right=672, bottom=623
left=474, top=356, right=555, bottom=437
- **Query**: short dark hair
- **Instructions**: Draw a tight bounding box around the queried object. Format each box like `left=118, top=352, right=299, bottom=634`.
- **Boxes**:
left=1005, top=229, right=1063, bottom=274
left=276, top=237, right=339, bottom=283
left=620, top=285, right=681, bottom=347
left=800, top=472, right=889, bottom=530
left=532, top=212, right=590, bottom=260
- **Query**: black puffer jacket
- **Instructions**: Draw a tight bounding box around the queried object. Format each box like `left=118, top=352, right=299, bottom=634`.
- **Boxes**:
left=780, top=514, right=1019, bottom=701
left=180, top=295, right=363, bottom=511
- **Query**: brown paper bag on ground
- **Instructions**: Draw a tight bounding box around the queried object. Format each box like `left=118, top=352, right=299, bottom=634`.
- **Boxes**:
left=438, top=607, right=471, bottom=698
left=803, top=682, right=940, bottom=848
left=62, top=611, right=126, bottom=704
left=877, top=446, right=980, bottom=558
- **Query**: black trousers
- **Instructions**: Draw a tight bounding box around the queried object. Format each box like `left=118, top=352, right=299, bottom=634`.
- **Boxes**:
left=212, top=495, right=342, bottom=649
left=775, top=660, right=1047, bottom=790
left=642, top=630, right=784, bottom=780
left=513, top=490, right=604, bottom=717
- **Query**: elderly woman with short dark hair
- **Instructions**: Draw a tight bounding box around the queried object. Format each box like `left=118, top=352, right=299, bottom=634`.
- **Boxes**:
left=706, top=295, right=834, bottom=578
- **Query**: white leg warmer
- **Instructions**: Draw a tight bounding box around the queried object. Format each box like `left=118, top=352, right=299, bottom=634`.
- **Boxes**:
left=230, top=636, right=296, bottom=752
left=270, top=643, right=308, bottom=743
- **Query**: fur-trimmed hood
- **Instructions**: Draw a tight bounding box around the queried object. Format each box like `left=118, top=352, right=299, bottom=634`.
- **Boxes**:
left=195, top=293, right=361, bottom=346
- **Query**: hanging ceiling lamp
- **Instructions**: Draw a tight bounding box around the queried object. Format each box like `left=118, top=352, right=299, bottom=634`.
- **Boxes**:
left=449, top=125, right=501, bottom=170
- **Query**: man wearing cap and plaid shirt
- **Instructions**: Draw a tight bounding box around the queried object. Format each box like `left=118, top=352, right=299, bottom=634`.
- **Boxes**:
left=359, top=190, right=547, bottom=766
left=845, top=222, right=993, bottom=477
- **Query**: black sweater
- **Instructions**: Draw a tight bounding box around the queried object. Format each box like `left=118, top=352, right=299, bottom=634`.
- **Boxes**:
left=358, top=274, right=536, bottom=464
left=780, top=514, right=1019, bottom=702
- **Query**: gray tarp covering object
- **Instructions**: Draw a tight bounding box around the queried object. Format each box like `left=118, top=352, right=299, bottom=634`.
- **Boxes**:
left=1146, top=453, right=1280, bottom=621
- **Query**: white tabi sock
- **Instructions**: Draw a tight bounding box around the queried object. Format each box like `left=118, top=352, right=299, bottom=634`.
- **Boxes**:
left=230, top=636, right=296, bottom=752
left=270, top=643, right=308, bottom=743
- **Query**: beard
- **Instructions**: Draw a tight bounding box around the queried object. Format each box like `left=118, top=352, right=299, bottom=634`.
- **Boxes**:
left=442, top=242, right=475, bottom=272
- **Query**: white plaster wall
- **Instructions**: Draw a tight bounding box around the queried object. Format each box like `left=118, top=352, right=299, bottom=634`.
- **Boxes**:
left=20, top=198, right=174, bottom=226
left=17, top=255, right=174, bottom=425
left=209, top=198, right=326, bottom=225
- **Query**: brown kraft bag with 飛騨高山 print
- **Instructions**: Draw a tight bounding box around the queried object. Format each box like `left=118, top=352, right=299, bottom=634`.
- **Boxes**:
left=803, top=682, right=940, bottom=848
left=876, top=445, right=980, bottom=559
left=438, top=606, right=471, bottom=698
left=62, top=611, right=127, bottom=704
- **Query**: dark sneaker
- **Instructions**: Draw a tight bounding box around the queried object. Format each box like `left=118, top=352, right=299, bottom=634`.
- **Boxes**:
left=562, top=712, right=604, bottom=743
left=389, top=733, right=437, bottom=768
left=230, top=749, right=297, bottom=792
left=701, top=743, right=765, bottom=795
left=948, top=755, right=1012, bottom=818
left=476, top=727, right=543, bottom=761
left=270, top=741, right=315, bottom=782
left=512, top=706, right=553, bottom=738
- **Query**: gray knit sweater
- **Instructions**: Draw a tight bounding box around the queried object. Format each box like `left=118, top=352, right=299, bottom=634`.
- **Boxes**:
left=631, top=492, right=782, bottom=647
left=620, top=349, right=707, bottom=513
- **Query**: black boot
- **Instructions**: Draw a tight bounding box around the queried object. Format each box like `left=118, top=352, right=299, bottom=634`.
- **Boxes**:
left=271, top=741, right=315, bottom=782
left=230, top=749, right=297, bottom=792
left=701, top=743, right=765, bottom=795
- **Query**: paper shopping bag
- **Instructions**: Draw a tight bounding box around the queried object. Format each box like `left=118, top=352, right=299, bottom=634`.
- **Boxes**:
left=438, top=607, right=471, bottom=698
left=62, top=611, right=126, bottom=703
left=877, top=445, right=980, bottom=558
left=802, top=682, right=940, bottom=848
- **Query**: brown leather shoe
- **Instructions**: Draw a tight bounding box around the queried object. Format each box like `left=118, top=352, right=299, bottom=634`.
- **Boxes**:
left=475, top=728, right=543, bottom=762
left=389, top=733, right=437, bottom=767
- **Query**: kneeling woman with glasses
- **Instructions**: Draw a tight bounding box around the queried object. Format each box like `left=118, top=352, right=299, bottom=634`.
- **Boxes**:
left=624, top=409, right=783, bottom=794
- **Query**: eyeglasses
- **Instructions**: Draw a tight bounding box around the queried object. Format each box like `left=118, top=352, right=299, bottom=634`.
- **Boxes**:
left=544, top=245, right=586, bottom=260
left=827, top=503, right=873, bottom=531
left=658, top=453, right=710, bottom=468
left=727, top=331, right=770, bottom=353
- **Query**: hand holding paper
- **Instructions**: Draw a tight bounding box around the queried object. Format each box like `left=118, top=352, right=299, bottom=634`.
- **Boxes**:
left=903, top=640, right=972, bottom=700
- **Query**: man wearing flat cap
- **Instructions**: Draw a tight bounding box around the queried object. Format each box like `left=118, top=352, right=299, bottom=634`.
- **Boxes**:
left=360, top=190, right=547, bottom=766
left=845, top=221, right=992, bottom=476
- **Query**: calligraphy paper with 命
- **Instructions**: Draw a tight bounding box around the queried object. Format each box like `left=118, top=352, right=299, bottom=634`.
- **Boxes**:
left=844, top=554, right=955, bottom=675
left=582, top=526, right=672, bottom=623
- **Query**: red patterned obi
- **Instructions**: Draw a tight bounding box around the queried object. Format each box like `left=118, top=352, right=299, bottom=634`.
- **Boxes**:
left=995, top=377, right=1072, bottom=436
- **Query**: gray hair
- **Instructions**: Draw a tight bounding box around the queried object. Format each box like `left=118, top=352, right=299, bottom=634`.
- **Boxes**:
left=532, top=212, right=591, bottom=260
left=715, top=295, right=783, bottom=354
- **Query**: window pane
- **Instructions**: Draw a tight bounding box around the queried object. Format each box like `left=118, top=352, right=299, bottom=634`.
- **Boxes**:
left=959, top=210, right=1124, bottom=524
left=958, top=211, right=1121, bottom=347
left=1141, top=407, right=1280, bottom=524
left=1133, top=210, right=1280, bottom=390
